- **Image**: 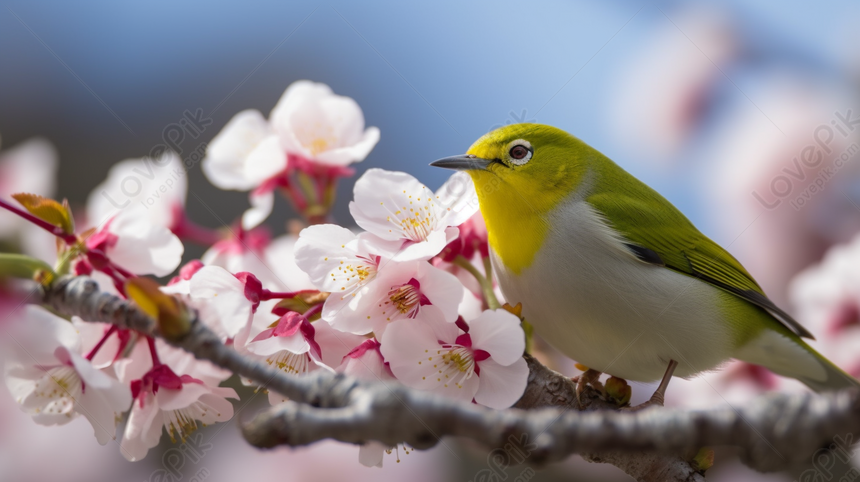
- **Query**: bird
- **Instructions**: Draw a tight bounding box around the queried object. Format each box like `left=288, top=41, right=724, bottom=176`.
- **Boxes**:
left=431, top=123, right=858, bottom=406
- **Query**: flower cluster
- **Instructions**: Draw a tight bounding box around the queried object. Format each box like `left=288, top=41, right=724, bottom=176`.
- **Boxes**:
left=0, top=80, right=527, bottom=468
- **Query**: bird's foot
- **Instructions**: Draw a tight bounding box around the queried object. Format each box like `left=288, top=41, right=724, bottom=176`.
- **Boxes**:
left=574, top=367, right=604, bottom=408
left=620, top=359, right=678, bottom=411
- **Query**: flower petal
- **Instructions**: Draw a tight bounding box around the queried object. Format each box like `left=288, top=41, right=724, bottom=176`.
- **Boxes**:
left=241, top=187, right=275, bottom=231
left=435, top=171, right=480, bottom=227
left=315, top=126, right=380, bottom=166
left=109, top=214, right=184, bottom=276
left=264, top=234, right=314, bottom=291
left=391, top=229, right=451, bottom=262
left=204, top=109, right=272, bottom=191
left=474, top=357, right=529, bottom=409
left=418, top=262, right=464, bottom=323
left=243, top=135, right=287, bottom=185
left=468, top=310, right=525, bottom=366
left=189, top=265, right=254, bottom=338
left=358, top=441, right=387, bottom=468
left=120, top=392, right=163, bottom=461
left=9, top=306, right=81, bottom=363
left=311, top=318, right=365, bottom=369
left=246, top=332, right=310, bottom=357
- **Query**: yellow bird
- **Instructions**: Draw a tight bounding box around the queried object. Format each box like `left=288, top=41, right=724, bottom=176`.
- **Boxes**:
left=432, top=123, right=857, bottom=405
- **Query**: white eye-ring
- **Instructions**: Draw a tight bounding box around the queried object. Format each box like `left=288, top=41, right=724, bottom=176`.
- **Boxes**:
left=507, top=139, right=533, bottom=165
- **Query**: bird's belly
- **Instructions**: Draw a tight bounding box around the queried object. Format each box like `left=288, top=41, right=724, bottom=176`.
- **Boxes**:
left=491, top=207, right=735, bottom=382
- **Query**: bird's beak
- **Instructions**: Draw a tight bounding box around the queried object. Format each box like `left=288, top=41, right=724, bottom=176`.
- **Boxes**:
left=430, top=155, right=493, bottom=171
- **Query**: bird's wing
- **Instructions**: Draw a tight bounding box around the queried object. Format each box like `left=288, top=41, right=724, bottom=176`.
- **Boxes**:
left=586, top=187, right=815, bottom=340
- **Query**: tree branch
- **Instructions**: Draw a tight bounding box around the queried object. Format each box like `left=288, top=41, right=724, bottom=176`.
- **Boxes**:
left=31, top=276, right=860, bottom=481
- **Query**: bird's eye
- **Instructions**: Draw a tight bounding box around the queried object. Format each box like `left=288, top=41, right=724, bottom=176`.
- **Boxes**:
left=510, top=145, right=528, bottom=159
left=507, top=142, right=533, bottom=165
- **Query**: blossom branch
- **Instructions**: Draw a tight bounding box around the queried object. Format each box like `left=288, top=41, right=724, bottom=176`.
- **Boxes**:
left=32, top=275, right=860, bottom=481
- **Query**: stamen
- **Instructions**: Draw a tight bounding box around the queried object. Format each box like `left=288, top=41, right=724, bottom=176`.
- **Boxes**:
left=165, top=406, right=200, bottom=443
left=332, top=255, right=378, bottom=297
left=21, top=366, right=82, bottom=418
left=388, top=284, right=421, bottom=316
left=379, top=189, right=440, bottom=242
left=424, top=344, right=477, bottom=390
left=164, top=399, right=221, bottom=444
left=266, top=351, right=311, bottom=376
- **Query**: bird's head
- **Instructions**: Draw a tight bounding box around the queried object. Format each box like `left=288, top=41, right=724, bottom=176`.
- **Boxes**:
left=432, top=123, right=590, bottom=217
left=431, top=124, right=595, bottom=272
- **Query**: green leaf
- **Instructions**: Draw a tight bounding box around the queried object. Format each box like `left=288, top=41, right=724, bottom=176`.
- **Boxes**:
left=12, top=193, right=74, bottom=235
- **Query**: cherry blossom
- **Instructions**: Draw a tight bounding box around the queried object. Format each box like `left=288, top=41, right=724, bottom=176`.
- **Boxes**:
left=381, top=309, right=528, bottom=409
left=349, top=169, right=478, bottom=261
left=704, top=80, right=859, bottom=303
left=163, top=264, right=257, bottom=340
left=204, top=80, right=379, bottom=229
left=4, top=306, right=132, bottom=445
left=204, top=110, right=284, bottom=229
left=116, top=339, right=237, bottom=461
left=322, top=259, right=463, bottom=337
left=665, top=359, right=807, bottom=410
left=244, top=311, right=363, bottom=405
left=163, top=261, right=295, bottom=345
left=269, top=80, right=380, bottom=167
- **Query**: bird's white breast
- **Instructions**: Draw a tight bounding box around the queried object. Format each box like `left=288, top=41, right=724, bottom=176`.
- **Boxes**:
left=492, top=198, right=735, bottom=382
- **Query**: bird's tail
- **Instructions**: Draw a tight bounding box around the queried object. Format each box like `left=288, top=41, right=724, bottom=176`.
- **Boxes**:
left=798, top=343, right=860, bottom=392
left=734, top=330, right=859, bottom=392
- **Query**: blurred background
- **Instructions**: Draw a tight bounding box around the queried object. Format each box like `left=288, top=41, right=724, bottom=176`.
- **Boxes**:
left=3, top=0, right=860, bottom=480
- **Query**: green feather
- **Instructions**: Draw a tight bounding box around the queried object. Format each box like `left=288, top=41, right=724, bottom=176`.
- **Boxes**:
left=585, top=150, right=816, bottom=340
